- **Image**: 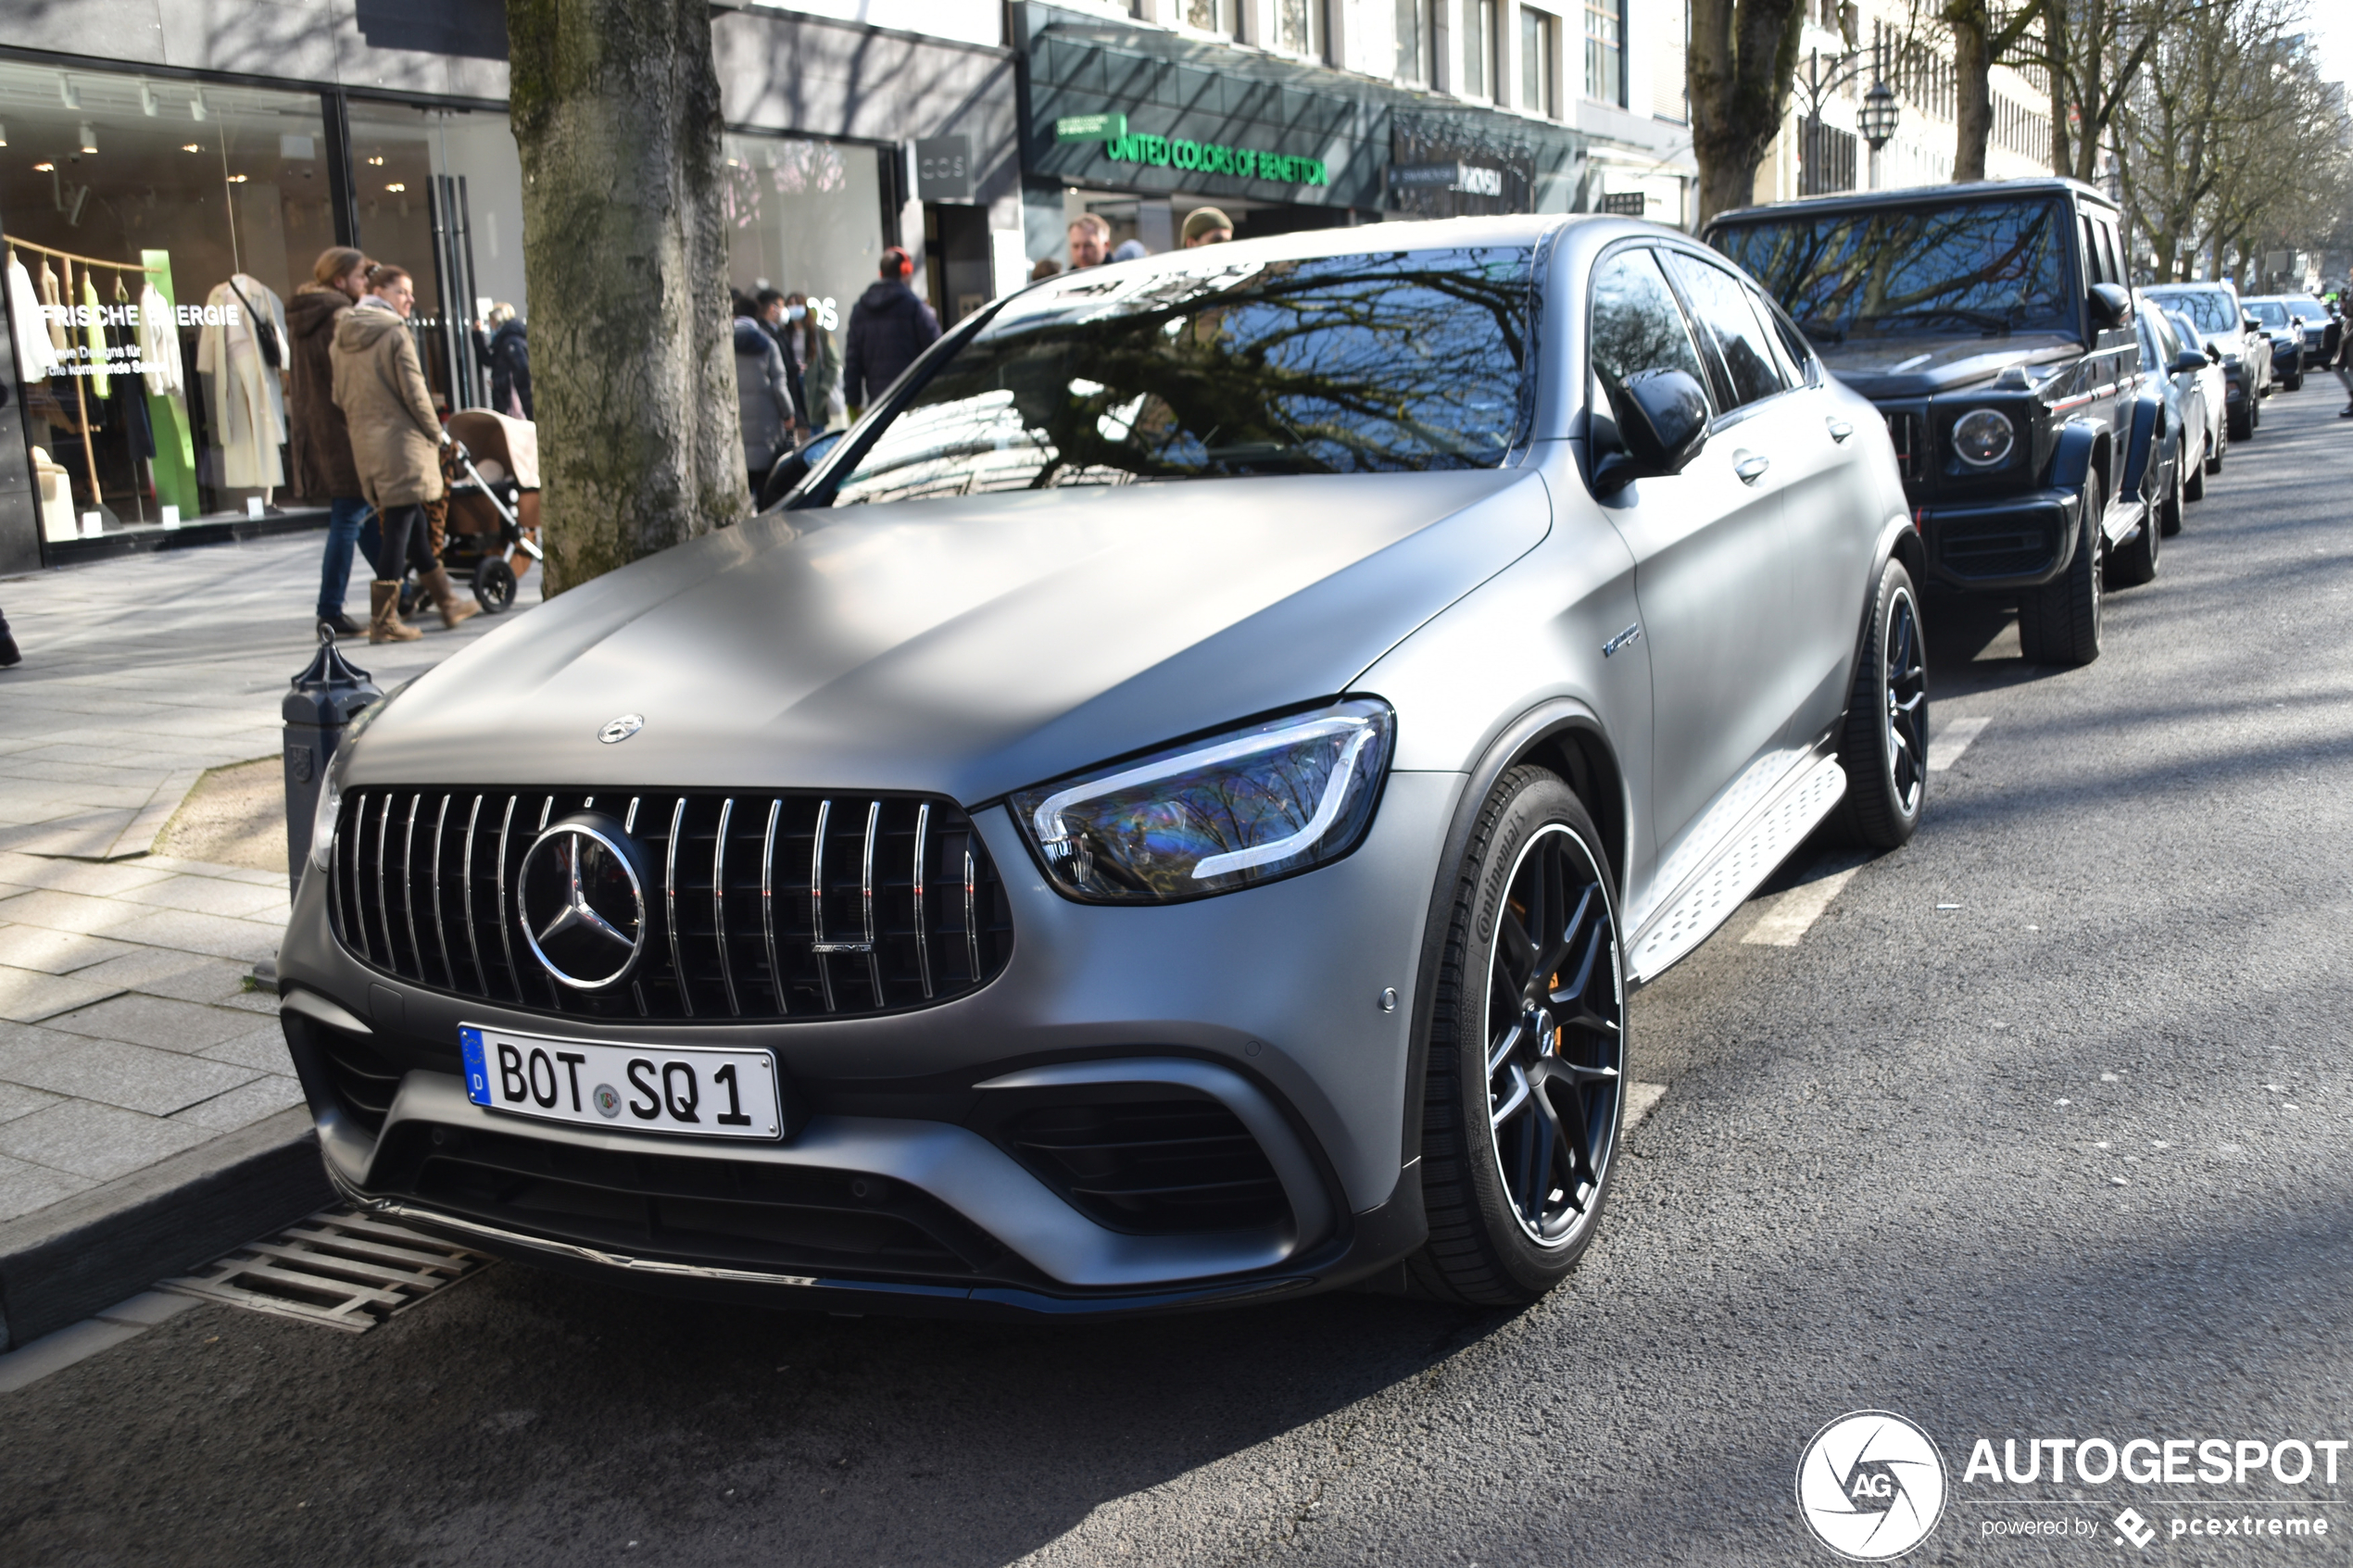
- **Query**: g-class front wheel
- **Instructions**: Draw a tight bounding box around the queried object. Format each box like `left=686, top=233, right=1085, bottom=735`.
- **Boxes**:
left=1411, top=768, right=1623, bottom=1307
left=2019, top=471, right=2104, bottom=668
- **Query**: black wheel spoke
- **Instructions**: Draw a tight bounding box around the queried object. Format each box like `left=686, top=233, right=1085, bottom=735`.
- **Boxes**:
left=1480, top=822, right=1624, bottom=1249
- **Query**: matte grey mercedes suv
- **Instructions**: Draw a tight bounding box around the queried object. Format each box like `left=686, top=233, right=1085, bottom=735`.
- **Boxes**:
left=278, top=217, right=1927, bottom=1318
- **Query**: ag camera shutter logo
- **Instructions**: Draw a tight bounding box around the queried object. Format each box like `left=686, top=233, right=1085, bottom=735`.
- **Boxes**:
left=1797, top=1411, right=1948, bottom=1560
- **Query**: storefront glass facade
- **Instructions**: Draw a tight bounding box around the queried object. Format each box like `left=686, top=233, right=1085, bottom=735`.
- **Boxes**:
left=720, top=132, right=887, bottom=345
left=0, top=65, right=331, bottom=539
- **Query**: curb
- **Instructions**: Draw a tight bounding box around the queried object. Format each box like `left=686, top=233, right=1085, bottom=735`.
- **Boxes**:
left=0, top=1107, right=330, bottom=1351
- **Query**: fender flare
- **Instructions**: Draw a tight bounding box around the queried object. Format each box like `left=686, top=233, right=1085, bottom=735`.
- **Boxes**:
left=2046, top=419, right=2110, bottom=566
left=1386, top=698, right=1630, bottom=1245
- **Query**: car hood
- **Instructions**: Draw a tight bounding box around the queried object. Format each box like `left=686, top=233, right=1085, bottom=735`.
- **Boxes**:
left=348, top=470, right=1550, bottom=802
left=1817, top=332, right=2082, bottom=398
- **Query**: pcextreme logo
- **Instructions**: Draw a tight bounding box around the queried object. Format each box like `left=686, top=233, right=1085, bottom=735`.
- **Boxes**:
left=1797, top=1411, right=1950, bottom=1560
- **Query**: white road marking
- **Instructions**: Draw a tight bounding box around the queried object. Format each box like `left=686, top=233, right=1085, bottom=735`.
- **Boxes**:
left=1622, top=1081, right=1668, bottom=1132
left=1928, top=715, right=1992, bottom=771
left=1742, top=854, right=1869, bottom=947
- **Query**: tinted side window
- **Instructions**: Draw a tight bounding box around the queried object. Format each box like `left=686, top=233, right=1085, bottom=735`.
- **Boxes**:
left=1589, top=247, right=1712, bottom=399
left=1665, top=250, right=1788, bottom=410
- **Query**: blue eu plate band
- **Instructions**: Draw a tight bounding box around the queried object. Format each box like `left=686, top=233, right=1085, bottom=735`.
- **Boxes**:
left=459, top=1025, right=492, bottom=1106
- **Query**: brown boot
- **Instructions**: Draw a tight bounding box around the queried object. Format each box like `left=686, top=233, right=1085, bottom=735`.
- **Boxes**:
left=421, top=566, right=481, bottom=631
left=368, top=580, right=422, bottom=644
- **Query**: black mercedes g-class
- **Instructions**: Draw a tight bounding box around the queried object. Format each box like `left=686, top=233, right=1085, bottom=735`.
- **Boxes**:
left=1705, top=178, right=2151, bottom=667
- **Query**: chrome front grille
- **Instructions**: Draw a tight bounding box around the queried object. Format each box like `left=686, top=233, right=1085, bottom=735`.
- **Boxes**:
left=328, top=788, right=1012, bottom=1022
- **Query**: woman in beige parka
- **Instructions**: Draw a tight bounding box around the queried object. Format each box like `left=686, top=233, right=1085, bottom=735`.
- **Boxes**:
left=329, top=263, right=477, bottom=642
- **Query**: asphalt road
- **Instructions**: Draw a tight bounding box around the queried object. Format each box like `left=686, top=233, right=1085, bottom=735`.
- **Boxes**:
left=6, top=387, right=2351, bottom=1568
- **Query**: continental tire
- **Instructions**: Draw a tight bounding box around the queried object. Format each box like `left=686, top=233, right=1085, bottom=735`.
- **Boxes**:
left=1410, top=768, right=1623, bottom=1307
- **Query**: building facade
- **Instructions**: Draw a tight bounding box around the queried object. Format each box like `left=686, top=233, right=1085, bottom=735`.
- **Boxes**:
left=0, top=0, right=1026, bottom=572
left=1753, top=0, right=2054, bottom=207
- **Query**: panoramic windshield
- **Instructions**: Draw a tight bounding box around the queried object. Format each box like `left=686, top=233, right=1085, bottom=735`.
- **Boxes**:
left=2155, top=289, right=2239, bottom=333
left=2246, top=301, right=2291, bottom=328
left=1710, top=199, right=2073, bottom=341
left=819, top=247, right=1534, bottom=507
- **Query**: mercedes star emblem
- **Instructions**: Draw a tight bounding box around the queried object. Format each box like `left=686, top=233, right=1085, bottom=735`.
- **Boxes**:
left=599, top=714, right=645, bottom=745
left=517, top=820, right=647, bottom=989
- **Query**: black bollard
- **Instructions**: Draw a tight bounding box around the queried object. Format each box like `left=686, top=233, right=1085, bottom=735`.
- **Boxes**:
left=283, top=627, right=382, bottom=897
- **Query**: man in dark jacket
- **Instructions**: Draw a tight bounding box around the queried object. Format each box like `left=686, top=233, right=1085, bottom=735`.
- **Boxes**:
left=841, top=248, right=940, bottom=413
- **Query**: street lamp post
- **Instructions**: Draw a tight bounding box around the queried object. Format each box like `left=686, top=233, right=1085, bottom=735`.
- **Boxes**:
left=1858, top=79, right=1900, bottom=191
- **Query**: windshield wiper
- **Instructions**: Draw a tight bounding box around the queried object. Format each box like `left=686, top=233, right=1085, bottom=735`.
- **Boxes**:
left=1865, top=307, right=2013, bottom=336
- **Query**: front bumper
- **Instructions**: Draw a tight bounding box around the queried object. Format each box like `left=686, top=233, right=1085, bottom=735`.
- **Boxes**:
left=1916, top=486, right=2083, bottom=592
left=277, top=781, right=1462, bottom=1316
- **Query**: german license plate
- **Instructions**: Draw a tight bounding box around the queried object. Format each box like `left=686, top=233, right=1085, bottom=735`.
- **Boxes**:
left=459, top=1024, right=783, bottom=1140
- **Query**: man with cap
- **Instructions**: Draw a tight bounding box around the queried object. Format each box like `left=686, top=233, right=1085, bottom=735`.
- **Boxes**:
left=1182, top=207, right=1235, bottom=247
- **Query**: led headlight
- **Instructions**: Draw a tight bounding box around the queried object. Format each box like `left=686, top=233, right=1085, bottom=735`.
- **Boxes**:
left=1012, top=698, right=1394, bottom=903
left=1951, top=408, right=2016, bottom=468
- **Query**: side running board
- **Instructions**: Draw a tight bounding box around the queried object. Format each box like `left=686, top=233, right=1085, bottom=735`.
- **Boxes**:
left=1627, top=749, right=1847, bottom=984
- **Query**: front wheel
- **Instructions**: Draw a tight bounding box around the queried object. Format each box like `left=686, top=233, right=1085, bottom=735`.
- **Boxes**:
left=1835, top=558, right=1928, bottom=848
left=2185, top=433, right=2208, bottom=498
left=2228, top=399, right=2253, bottom=442
left=2018, top=471, right=2104, bottom=667
left=472, top=557, right=518, bottom=614
left=1411, top=769, right=1624, bottom=1307
left=2108, top=468, right=2164, bottom=588
left=2285, top=372, right=2304, bottom=392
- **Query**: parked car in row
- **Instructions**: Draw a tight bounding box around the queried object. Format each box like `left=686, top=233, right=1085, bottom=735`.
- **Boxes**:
left=2242, top=297, right=2308, bottom=390
left=2108, top=302, right=2206, bottom=585
left=2144, top=281, right=2272, bottom=440
left=277, top=216, right=1931, bottom=1318
left=2158, top=305, right=2229, bottom=487
left=1707, top=177, right=2153, bottom=667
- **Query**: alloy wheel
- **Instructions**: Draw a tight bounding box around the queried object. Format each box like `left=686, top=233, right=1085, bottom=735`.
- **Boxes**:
left=1483, top=824, right=1623, bottom=1248
left=1883, top=587, right=1927, bottom=817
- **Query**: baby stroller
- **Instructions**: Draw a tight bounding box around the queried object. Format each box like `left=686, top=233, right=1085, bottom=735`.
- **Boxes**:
left=397, top=410, right=544, bottom=619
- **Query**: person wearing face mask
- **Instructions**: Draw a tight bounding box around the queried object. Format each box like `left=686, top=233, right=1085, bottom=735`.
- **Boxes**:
left=288, top=246, right=375, bottom=637
left=767, top=290, right=841, bottom=433
left=331, top=264, right=478, bottom=643
left=751, top=289, right=812, bottom=439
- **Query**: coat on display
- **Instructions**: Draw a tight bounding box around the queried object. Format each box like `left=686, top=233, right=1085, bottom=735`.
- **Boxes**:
left=330, top=301, right=446, bottom=508
left=842, top=278, right=940, bottom=408
left=195, top=274, right=289, bottom=490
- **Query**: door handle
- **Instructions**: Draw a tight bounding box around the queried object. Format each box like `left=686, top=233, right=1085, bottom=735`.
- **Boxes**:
left=1733, top=451, right=1771, bottom=484
left=1826, top=417, right=1854, bottom=443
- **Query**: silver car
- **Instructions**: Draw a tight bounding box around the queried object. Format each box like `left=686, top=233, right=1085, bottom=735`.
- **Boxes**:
left=277, top=217, right=1927, bottom=1317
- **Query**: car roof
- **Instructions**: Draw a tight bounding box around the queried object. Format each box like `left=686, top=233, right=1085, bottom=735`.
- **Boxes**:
left=1703, top=175, right=2116, bottom=227
left=2143, top=282, right=2234, bottom=294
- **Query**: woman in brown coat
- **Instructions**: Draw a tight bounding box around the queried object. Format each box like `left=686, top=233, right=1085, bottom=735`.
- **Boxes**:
left=330, top=264, right=476, bottom=643
left=288, top=247, right=371, bottom=637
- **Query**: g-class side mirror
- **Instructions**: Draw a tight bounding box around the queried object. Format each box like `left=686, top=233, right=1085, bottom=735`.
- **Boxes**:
left=2171, top=347, right=2209, bottom=375
left=2089, top=282, right=2133, bottom=330
left=1594, top=369, right=1711, bottom=495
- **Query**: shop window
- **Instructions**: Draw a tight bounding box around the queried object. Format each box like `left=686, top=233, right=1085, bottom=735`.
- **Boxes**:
left=720, top=133, right=889, bottom=429
left=344, top=100, right=528, bottom=421
left=0, top=64, right=331, bottom=538
left=1522, top=7, right=1560, bottom=117
left=1585, top=0, right=1626, bottom=107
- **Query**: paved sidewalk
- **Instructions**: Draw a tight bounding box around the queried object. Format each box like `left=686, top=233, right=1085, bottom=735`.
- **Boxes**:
left=0, top=533, right=533, bottom=1230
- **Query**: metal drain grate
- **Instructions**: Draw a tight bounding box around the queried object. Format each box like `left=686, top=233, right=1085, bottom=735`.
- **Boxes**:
left=162, top=1209, right=493, bottom=1332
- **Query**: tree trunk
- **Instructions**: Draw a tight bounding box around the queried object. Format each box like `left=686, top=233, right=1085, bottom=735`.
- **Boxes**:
left=507, top=0, right=748, bottom=596
left=1947, top=0, right=1994, bottom=182
left=1690, top=0, right=1807, bottom=223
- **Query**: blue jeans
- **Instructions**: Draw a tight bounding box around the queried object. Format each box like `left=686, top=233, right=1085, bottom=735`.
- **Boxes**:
left=317, top=497, right=375, bottom=619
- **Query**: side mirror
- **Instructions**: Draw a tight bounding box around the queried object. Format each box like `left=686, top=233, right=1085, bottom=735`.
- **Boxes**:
left=2169, top=347, right=2208, bottom=375
left=2206, top=342, right=2222, bottom=363
left=2243, top=314, right=2263, bottom=334
left=2088, top=282, right=2133, bottom=330
left=759, top=429, right=846, bottom=509
left=1593, top=369, right=1710, bottom=495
